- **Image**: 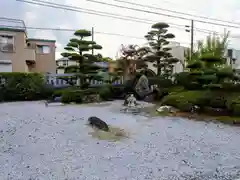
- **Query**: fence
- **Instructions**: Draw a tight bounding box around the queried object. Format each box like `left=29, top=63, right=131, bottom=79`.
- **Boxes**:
left=44, top=73, right=124, bottom=88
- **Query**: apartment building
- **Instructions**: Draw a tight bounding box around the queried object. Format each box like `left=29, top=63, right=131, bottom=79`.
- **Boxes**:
left=0, top=27, right=56, bottom=73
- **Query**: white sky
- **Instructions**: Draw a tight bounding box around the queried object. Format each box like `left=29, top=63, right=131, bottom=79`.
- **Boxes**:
left=1, top=0, right=240, bottom=60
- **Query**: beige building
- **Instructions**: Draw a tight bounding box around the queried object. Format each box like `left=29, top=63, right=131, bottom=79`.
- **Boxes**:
left=0, top=27, right=56, bottom=73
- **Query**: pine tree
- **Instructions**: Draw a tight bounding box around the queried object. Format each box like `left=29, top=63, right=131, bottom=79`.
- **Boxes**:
left=144, top=22, right=179, bottom=77
left=61, top=29, right=104, bottom=88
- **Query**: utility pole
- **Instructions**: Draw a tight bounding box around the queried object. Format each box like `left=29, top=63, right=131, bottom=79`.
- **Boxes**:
left=190, top=20, right=194, bottom=60
left=185, top=20, right=194, bottom=60
left=91, top=27, right=94, bottom=55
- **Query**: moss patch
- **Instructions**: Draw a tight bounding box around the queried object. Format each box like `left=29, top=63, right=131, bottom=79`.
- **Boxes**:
left=215, top=116, right=240, bottom=125
left=88, top=126, right=129, bottom=142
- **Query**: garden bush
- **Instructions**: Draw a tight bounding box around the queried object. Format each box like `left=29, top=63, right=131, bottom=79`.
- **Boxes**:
left=226, top=94, right=240, bottom=116
left=148, top=76, right=173, bottom=88
left=61, top=90, right=83, bottom=104
left=99, top=85, right=112, bottom=101
left=0, top=72, right=48, bottom=101
left=162, top=91, right=209, bottom=112
left=61, top=87, right=106, bottom=104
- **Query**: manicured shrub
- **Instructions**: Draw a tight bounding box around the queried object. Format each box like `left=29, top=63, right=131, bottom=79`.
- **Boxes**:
left=61, top=90, right=83, bottom=104
left=148, top=76, right=173, bottom=88
left=174, top=72, right=191, bottom=86
left=226, top=95, right=240, bottom=116
left=99, top=85, right=112, bottom=100
left=184, top=82, right=203, bottom=90
left=162, top=91, right=209, bottom=112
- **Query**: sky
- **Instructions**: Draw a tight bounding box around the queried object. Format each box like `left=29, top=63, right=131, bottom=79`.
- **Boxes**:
left=1, top=0, right=240, bottom=60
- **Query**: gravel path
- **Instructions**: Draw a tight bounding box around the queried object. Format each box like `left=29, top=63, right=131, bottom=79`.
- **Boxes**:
left=0, top=101, right=240, bottom=180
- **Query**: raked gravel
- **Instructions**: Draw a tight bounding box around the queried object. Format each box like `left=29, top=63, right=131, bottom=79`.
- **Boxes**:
left=0, top=101, right=240, bottom=180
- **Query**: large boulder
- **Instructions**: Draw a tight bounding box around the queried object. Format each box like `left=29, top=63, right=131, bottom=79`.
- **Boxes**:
left=88, top=116, right=109, bottom=132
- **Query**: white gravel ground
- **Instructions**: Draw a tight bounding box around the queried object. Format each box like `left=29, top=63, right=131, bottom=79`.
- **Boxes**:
left=0, top=101, right=240, bottom=180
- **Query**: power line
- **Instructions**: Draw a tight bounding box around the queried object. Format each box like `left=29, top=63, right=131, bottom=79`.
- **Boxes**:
left=16, top=0, right=240, bottom=38
left=86, top=0, right=240, bottom=29
left=0, top=25, right=191, bottom=45
left=16, top=0, right=185, bottom=30
left=111, top=0, right=240, bottom=26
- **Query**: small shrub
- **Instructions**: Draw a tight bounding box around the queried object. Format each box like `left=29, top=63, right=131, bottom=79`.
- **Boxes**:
left=174, top=72, right=191, bottom=86
left=99, top=86, right=112, bottom=101
left=226, top=95, right=240, bottom=116
left=162, top=91, right=209, bottom=112
left=61, top=90, right=83, bottom=104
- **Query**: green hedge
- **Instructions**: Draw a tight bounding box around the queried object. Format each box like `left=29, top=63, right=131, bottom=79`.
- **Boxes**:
left=162, top=90, right=240, bottom=116
left=0, top=72, right=51, bottom=101
left=148, top=76, right=173, bottom=88
left=162, top=91, right=209, bottom=112
left=60, top=86, right=113, bottom=104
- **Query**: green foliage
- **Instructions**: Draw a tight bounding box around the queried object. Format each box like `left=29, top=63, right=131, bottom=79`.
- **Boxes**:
left=162, top=91, right=209, bottom=111
left=99, top=85, right=112, bottom=100
left=180, top=32, right=234, bottom=91
left=61, top=90, right=83, bottom=104
left=0, top=73, right=48, bottom=101
left=143, top=22, right=179, bottom=77
left=60, top=29, right=105, bottom=88
left=148, top=76, right=173, bottom=88
left=225, top=95, right=240, bottom=116
left=184, top=32, right=229, bottom=66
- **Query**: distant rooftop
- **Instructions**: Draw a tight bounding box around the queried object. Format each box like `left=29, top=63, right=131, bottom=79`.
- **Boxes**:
left=27, top=38, right=56, bottom=43
left=0, top=27, right=26, bottom=33
left=0, top=18, right=55, bottom=42
left=0, top=18, right=26, bottom=33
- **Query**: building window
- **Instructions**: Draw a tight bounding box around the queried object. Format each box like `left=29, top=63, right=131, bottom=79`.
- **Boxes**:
left=0, top=35, right=14, bottom=52
left=36, top=45, right=50, bottom=54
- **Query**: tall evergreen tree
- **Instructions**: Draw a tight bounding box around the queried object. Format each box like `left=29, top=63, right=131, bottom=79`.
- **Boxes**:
left=61, top=29, right=104, bottom=88
left=144, top=22, right=179, bottom=77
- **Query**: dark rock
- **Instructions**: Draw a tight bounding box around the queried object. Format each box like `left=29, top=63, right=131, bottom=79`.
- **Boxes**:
left=88, top=116, right=109, bottom=132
